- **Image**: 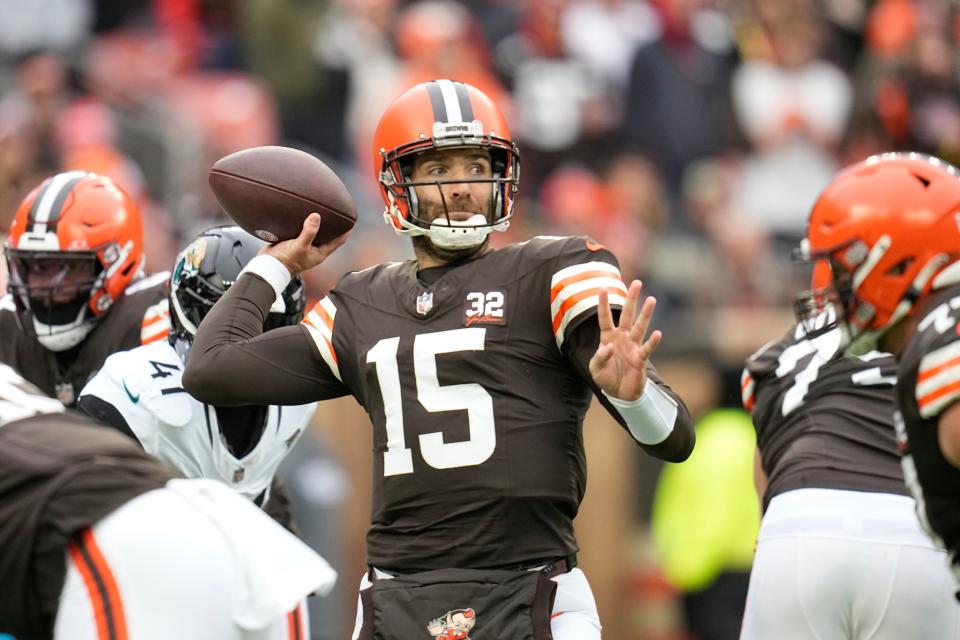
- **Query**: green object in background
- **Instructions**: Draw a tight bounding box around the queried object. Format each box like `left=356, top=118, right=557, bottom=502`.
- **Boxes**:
left=652, top=408, right=760, bottom=592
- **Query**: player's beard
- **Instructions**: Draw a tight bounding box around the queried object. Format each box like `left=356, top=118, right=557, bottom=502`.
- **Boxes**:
left=412, top=234, right=490, bottom=267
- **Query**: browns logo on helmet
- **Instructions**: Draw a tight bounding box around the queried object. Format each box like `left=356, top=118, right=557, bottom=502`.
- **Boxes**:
left=800, top=152, right=960, bottom=354
left=4, top=171, right=144, bottom=351
left=372, top=79, right=519, bottom=250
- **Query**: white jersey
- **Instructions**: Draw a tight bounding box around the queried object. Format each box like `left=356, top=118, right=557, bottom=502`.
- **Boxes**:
left=79, top=340, right=315, bottom=504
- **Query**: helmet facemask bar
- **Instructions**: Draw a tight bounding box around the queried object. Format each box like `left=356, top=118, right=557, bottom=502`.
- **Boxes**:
left=803, top=235, right=949, bottom=355
left=4, top=248, right=104, bottom=349
left=792, top=285, right=841, bottom=340
left=379, top=135, right=519, bottom=247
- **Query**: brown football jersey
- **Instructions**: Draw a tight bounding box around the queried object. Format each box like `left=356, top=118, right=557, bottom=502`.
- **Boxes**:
left=743, top=321, right=906, bottom=509
left=309, top=237, right=629, bottom=570
left=0, top=272, right=169, bottom=406
left=0, top=410, right=174, bottom=639
left=184, top=236, right=688, bottom=572
left=896, top=284, right=960, bottom=566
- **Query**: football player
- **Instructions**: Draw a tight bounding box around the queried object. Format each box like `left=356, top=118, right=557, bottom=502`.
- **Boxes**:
left=740, top=261, right=958, bottom=638
left=799, top=152, right=960, bottom=599
left=182, top=80, right=694, bottom=639
left=0, top=363, right=336, bottom=640
left=1, top=171, right=169, bottom=407
left=77, top=226, right=316, bottom=637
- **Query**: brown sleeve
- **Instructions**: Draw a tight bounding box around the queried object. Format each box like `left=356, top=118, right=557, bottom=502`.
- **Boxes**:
left=183, top=273, right=349, bottom=406
left=563, top=316, right=695, bottom=463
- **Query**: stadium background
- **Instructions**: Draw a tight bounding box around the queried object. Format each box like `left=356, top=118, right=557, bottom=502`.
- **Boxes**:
left=0, top=0, right=955, bottom=638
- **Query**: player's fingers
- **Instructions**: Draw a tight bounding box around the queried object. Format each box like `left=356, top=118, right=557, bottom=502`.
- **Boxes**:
left=620, top=280, right=641, bottom=328
left=297, top=213, right=322, bottom=248
left=597, top=288, right=614, bottom=332
left=590, top=342, right=614, bottom=370
left=640, top=329, right=662, bottom=360
left=630, top=296, right=657, bottom=342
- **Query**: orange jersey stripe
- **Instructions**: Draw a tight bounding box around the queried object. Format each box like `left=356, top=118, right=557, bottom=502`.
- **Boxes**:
left=305, top=301, right=334, bottom=332
left=551, top=287, right=617, bottom=334
left=141, top=328, right=170, bottom=345
left=919, top=355, right=960, bottom=384
left=69, top=528, right=128, bottom=640
left=287, top=603, right=303, bottom=640
left=319, top=333, right=338, bottom=364
left=919, top=379, right=960, bottom=413
left=550, top=270, right=620, bottom=303
left=741, top=374, right=756, bottom=412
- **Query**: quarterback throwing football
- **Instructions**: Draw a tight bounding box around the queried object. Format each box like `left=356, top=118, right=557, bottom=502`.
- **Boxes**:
left=184, top=80, right=694, bottom=639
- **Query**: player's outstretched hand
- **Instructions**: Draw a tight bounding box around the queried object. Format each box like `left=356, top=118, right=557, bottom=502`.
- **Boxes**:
left=261, top=213, right=350, bottom=275
left=589, top=280, right=662, bottom=402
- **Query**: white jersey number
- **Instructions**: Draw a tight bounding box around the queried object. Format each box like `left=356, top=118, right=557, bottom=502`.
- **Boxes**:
left=775, top=327, right=894, bottom=416
left=367, top=328, right=496, bottom=476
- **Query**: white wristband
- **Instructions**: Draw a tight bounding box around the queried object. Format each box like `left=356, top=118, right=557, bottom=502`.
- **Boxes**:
left=603, top=383, right=678, bottom=445
left=239, top=254, right=292, bottom=302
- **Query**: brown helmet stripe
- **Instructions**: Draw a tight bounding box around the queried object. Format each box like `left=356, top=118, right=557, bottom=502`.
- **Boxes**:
left=453, top=81, right=474, bottom=122
left=28, top=171, right=89, bottom=234
left=425, top=81, right=448, bottom=123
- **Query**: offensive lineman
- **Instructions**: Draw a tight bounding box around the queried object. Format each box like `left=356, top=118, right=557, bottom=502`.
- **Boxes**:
left=183, top=80, right=694, bottom=638
left=0, top=364, right=335, bottom=640
left=2, top=171, right=169, bottom=406
left=740, top=262, right=958, bottom=638
left=800, top=152, right=960, bottom=599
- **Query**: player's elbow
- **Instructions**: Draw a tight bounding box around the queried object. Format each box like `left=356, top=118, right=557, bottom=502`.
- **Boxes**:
left=181, top=359, right=223, bottom=404
left=643, top=418, right=695, bottom=462
left=664, top=429, right=696, bottom=463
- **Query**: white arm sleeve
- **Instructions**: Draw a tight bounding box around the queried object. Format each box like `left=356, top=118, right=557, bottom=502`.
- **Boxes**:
left=603, top=382, right=678, bottom=445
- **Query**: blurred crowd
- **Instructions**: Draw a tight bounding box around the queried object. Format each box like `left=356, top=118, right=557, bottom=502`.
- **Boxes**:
left=2, top=0, right=958, bottom=359
left=1, top=1, right=957, bottom=638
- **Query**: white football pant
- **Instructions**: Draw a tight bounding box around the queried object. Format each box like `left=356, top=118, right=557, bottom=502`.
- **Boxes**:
left=741, top=488, right=960, bottom=639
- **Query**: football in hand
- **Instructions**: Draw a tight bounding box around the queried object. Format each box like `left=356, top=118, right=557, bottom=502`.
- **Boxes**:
left=208, top=146, right=357, bottom=246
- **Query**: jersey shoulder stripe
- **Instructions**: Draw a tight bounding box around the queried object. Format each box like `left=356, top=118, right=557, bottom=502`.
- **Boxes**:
left=550, top=261, right=626, bottom=347
left=741, top=368, right=756, bottom=413
left=302, top=296, right=341, bottom=381
left=918, top=339, right=960, bottom=418
left=140, top=299, right=170, bottom=345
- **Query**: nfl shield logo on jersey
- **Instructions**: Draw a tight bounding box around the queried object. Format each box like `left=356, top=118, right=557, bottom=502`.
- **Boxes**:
left=416, top=291, right=434, bottom=315
left=54, top=381, right=75, bottom=406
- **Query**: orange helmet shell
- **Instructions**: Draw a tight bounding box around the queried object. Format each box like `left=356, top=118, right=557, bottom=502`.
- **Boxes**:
left=372, top=79, right=519, bottom=236
left=7, top=171, right=144, bottom=317
left=804, top=153, right=960, bottom=346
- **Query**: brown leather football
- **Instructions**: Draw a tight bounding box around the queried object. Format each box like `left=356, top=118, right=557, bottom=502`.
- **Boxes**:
left=208, top=146, right=356, bottom=246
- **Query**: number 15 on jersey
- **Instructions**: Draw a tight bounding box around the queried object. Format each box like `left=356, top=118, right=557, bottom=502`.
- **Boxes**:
left=367, top=328, right=496, bottom=476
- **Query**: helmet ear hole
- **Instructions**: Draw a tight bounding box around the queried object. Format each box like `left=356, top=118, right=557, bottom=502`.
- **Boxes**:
left=885, top=258, right=914, bottom=277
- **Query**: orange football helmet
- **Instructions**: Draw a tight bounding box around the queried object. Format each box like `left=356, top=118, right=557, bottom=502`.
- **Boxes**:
left=372, top=79, right=519, bottom=249
left=5, top=171, right=144, bottom=351
left=800, top=152, right=960, bottom=354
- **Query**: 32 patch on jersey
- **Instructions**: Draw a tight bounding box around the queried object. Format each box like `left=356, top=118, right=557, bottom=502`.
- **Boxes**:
left=464, top=291, right=506, bottom=326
